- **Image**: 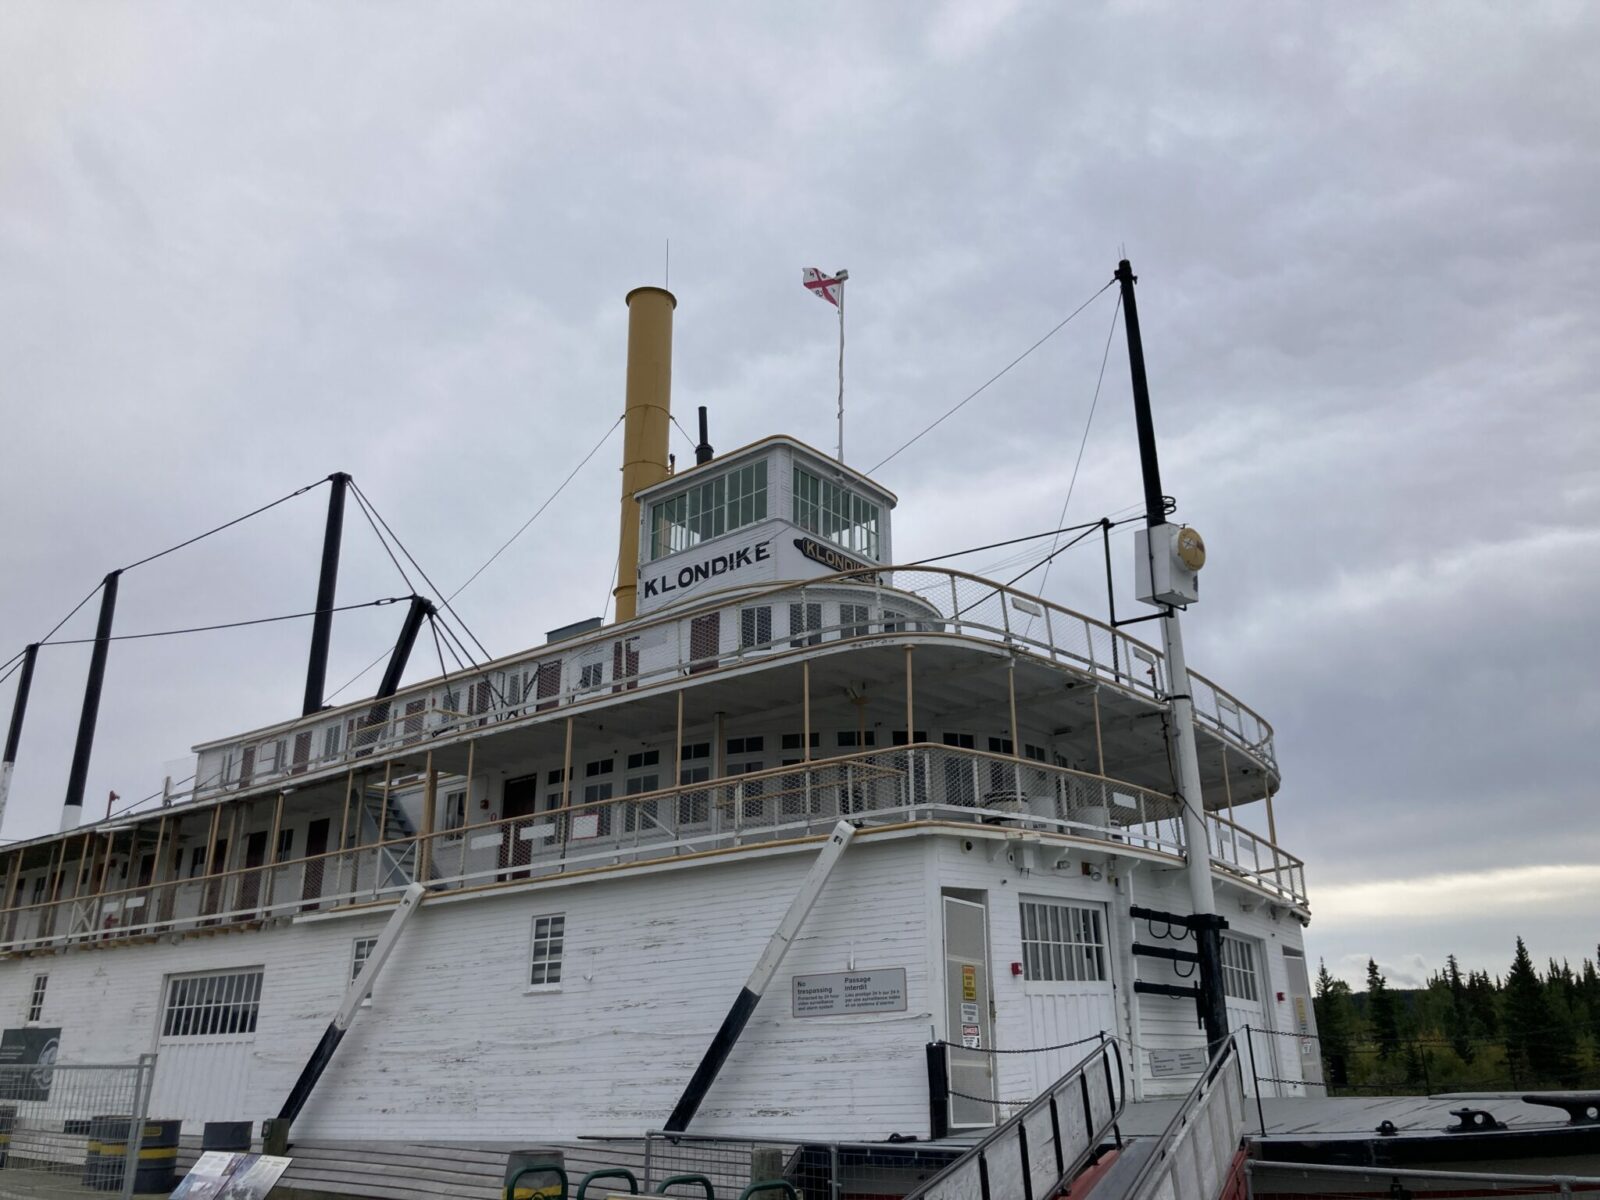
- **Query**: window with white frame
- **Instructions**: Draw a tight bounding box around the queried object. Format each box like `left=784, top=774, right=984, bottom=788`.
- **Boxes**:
left=625, top=751, right=661, bottom=832
left=26, top=973, right=46, bottom=1023
left=349, top=936, right=379, bottom=1005
left=740, top=606, right=772, bottom=649
left=443, top=789, right=467, bottom=834
left=649, top=460, right=768, bottom=559
left=1221, top=935, right=1259, bottom=1002
left=160, top=969, right=263, bottom=1038
left=839, top=603, right=869, bottom=639
left=678, top=742, right=711, bottom=825
left=350, top=936, right=378, bottom=984
left=529, top=914, right=565, bottom=986
left=792, top=467, right=881, bottom=560
left=1019, top=900, right=1106, bottom=983
left=788, top=602, right=822, bottom=648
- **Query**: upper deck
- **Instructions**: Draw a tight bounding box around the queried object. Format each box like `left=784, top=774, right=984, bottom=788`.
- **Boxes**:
left=0, top=557, right=1299, bottom=960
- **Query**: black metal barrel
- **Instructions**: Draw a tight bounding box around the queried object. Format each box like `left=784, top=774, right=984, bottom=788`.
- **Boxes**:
left=83, top=1116, right=180, bottom=1193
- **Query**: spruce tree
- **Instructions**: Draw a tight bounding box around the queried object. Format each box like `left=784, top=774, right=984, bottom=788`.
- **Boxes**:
left=1315, top=959, right=1356, bottom=1086
left=1444, top=954, right=1475, bottom=1063
left=1367, top=959, right=1400, bottom=1059
left=1504, top=937, right=1579, bottom=1086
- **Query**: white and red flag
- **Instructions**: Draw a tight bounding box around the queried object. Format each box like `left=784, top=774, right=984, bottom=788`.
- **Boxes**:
left=802, top=267, right=844, bottom=307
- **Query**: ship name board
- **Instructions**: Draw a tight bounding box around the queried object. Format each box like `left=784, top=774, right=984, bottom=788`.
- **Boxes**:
left=792, top=969, right=908, bottom=1017
left=641, top=540, right=772, bottom=599
left=793, top=536, right=876, bottom=577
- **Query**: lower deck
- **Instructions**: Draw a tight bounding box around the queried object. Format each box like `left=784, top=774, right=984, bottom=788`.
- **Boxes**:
left=0, top=824, right=1318, bottom=1155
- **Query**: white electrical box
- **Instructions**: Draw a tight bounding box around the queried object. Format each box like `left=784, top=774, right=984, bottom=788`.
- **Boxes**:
left=1135, top=523, right=1204, bottom=606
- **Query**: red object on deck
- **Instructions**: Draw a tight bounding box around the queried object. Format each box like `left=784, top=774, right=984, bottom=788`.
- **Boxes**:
left=1054, top=1146, right=1121, bottom=1199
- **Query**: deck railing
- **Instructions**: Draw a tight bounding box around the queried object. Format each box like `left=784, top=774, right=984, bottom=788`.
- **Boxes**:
left=0, top=746, right=1305, bottom=955
left=179, top=566, right=1277, bottom=808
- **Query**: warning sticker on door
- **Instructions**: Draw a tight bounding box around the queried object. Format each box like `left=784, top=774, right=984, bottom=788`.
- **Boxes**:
left=961, top=1001, right=980, bottom=1024
left=961, top=1023, right=981, bottom=1049
left=961, top=964, right=978, bottom=1002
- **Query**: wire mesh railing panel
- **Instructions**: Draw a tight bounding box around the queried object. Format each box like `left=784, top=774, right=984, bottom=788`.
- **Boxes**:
left=186, top=564, right=1278, bottom=806
left=0, top=1059, right=155, bottom=1200
left=910, top=1039, right=1126, bottom=1200
left=0, top=744, right=1304, bottom=954
left=1127, top=1040, right=1246, bottom=1200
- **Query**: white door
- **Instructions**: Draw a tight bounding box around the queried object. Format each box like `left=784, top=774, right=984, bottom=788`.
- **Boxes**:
left=149, top=969, right=263, bottom=1125
left=1219, top=936, right=1278, bottom=1097
left=1017, top=898, right=1119, bottom=1098
left=942, top=895, right=994, bottom=1129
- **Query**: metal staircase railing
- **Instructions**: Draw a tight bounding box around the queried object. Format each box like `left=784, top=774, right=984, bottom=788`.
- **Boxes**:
left=906, top=1038, right=1126, bottom=1200
left=1123, top=1037, right=1247, bottom=1200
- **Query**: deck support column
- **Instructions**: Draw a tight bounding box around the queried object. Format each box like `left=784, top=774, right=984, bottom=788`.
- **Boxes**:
left=801, top=663, right=811, bottom=762
left=1091, top=685, right=1105, bottom=776
left=419, top=752, right=436, bottom=883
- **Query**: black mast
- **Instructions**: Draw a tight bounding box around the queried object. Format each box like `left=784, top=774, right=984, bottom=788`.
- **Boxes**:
left=1114, top=258, right=1230, bottom=1056
left=62, top=570, right=121, bottom=830
left=303, top=472, right=349, bottom=716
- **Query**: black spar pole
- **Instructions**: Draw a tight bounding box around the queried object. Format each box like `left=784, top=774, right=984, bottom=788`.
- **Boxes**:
left=62, top=571, right=121, bottom=833
left=0, top=643, right=40, bottom=826
left=303, top=472, right=350, bottom=717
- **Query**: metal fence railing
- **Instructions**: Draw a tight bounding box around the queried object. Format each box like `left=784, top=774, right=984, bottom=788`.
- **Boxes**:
left=0, top=1057, right=157, bottom=1200
left=640, top=1130, right=968, bottom=1200
left=0, top=744, right=1308, bottom=955
left=1246, top=1160, right=1600, bottom=1200
left=1125, top=1037, right=1246, bottom=1200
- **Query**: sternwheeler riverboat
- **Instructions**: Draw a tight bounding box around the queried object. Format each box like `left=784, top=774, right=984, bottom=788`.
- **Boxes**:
left=0, top=267, right=1334, bottom=1197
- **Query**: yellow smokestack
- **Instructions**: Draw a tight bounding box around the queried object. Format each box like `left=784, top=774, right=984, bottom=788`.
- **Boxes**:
left=614, top=285, right=676, bottom=622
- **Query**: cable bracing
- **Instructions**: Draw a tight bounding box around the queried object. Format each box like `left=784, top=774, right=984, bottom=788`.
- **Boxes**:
left=869, top=279, right=1115, bottom=473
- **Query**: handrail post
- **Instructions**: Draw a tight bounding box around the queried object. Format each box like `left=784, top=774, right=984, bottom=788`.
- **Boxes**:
left=1245, top=1028, right=1266, bottom=1133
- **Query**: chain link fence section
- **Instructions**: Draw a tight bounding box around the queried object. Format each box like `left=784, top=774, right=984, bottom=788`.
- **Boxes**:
left=642, top=1132, right=964, bottom=1200
left=0, top=1057, right=155, bottom=1200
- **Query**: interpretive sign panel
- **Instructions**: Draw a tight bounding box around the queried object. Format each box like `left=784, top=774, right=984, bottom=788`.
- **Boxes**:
left=1148, top=1047, right=1208, bottom=1077
left=792, top=969, right=907, bottom=1017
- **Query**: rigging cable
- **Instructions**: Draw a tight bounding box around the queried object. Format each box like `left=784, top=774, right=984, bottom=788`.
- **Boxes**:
left=119, top=477, right=329, bottom=574
left=322, top=415, right=623, bottom=704
left=447, top=413, right=624, bottom=603
left=349, top=481, right=494, bottom=662
left=36, top=596, right=413, bottom=645
left=868, top=278, right=1115, bottom=473
left=1036, top=291, right=1123, bottom=602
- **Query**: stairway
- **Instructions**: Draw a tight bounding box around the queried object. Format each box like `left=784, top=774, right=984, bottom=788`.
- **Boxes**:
left=357, top=790, right=435, bottom=889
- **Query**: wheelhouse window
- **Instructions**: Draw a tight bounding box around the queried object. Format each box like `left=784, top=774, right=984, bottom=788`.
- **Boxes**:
left=1221, top=935, right=1259, bottom=1002
left=649, top=460, right=768, bottom=560
left=793, top=467, right=880, bottom=560
left=529, top=914, right=565, bottom=986
left=1020, top=900, right=1106, bottom=983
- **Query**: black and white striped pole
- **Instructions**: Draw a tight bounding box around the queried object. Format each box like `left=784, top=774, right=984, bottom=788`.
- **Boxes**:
left=665, top=819, right=857, bottom=1132
left=0, top=643, right=39, bottom=832
left=276, top=881, right=427, bottom=1132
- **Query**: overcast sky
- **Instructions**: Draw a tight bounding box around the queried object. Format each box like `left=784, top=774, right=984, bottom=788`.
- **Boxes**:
left=1, top=3, right=1595, bottom=988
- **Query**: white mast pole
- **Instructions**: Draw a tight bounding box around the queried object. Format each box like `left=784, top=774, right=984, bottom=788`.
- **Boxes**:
left=835, top=268, right=849, bottom=462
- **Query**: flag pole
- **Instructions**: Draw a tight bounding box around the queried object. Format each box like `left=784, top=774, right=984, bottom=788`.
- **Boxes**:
left=835, top=268, right=849, bottom=463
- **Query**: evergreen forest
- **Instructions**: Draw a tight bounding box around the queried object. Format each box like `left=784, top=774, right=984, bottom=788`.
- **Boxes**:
left=1312, top=938, right=1600, bottom=1094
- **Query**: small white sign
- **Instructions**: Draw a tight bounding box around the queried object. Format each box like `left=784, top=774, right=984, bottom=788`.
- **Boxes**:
left=792, top=969, right=908, bottom=1017
left=1148, top=1047, right=1209, bottom=1077
left=470, top=833, right=502, bottom=850
left=961, top=1001, right=980, bottom=1024
left=961, top=1023, right=982, bottom=1049
left=518, top=823, right=555, bottom=842
left=570, top=812, right=601, bottom=840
